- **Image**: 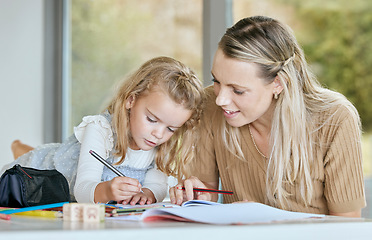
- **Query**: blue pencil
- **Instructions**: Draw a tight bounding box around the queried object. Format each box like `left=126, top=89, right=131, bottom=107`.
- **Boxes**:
left=0, top=202, right=69, bottom=215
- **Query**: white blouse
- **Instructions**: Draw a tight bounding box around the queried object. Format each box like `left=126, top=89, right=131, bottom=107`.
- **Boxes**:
left=73, top=115, right=168, bottom=203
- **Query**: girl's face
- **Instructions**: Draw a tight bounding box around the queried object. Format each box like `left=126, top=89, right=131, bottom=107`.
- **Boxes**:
left=211, top=49, right=281, bottom=127
left=125, top=88, right=192, bottom=151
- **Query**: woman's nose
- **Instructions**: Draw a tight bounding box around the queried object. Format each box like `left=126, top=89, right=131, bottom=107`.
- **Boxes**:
left=215, top=88, right=231, bottom=106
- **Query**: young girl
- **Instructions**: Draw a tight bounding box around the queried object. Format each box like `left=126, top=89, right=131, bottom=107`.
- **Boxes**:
left=3, top=56, right=204, bottom=205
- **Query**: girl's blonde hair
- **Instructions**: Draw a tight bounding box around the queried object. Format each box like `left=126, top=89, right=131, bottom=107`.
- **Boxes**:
left=107, top=56, right=204, bottom=181
left=218, top=16, right=360, bottom=209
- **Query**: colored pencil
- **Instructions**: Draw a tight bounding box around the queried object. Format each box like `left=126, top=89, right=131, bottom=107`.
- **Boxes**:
left=109, top=212, right=143, bottom=217
left=0, top=213, right=11, bottom=220
left=177, top=187, right=233, bottom=195
left=0, top=202, right=68, bottom=215
left=14, top=210, right=62, bottom=218
left=112, top=208, right=147, bottom=214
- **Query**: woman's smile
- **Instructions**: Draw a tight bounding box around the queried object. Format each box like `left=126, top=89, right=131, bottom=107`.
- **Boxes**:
left=222, top=109, right=240, bottom=118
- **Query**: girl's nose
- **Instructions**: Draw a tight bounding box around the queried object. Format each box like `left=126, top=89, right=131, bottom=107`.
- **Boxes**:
left=152, top=127, right=165, bottom=139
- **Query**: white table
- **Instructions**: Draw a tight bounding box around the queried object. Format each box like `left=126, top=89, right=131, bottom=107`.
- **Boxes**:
left=1, top=215, right=372, bottom=240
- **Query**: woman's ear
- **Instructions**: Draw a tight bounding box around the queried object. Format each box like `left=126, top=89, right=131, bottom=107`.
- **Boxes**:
left=125, top=95, right=136, bottom=110
left=273, top=76, right=284, bottom=95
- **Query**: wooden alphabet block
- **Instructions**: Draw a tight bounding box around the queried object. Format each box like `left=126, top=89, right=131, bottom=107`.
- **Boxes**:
left=82, top=204, right=105, bottom=222
left=63, top=203, right=105, bottom=222
left=63, top=203, right=84, bottom=221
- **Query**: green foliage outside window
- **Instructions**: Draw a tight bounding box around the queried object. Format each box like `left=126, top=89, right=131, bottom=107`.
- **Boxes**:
left=70, top=0, right=202, bottom=130
left=277, top=0, right=372, bottom=131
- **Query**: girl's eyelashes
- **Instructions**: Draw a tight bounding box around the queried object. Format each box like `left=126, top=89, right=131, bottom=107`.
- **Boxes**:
left=211, top=78, right=219, bottom=84
left=167, top=127, right=176, bottom=133
left=147, top=116, right=176, bottom=132
left=146, top=116, right=156, bottom=123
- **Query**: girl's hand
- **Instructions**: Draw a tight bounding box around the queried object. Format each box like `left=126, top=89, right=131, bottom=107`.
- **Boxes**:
left=108, top=177, right=143, bottom=201
left=118, top=188, right=156, bottom=205
left=94, top=176, right=142, bottom=203
left=169, top=176, right=214, bottom=205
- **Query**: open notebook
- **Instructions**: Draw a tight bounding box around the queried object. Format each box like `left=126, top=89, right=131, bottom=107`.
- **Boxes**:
left=108, top=200, right=324, bottom=224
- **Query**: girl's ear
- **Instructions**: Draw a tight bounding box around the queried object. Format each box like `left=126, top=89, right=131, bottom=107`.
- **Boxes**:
left=125, top=95, right=136, bottom=110
left=273, top=76, right=284, bottom=94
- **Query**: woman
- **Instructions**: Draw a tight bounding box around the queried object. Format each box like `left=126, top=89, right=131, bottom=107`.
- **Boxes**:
left=170, top=16, right=366, bottom=217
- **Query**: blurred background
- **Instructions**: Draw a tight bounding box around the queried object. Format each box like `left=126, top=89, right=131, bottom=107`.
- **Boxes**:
left=0, top=0, right=371, bottom=216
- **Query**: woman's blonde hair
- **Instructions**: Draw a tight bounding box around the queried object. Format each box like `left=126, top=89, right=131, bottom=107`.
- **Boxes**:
left=106, top=56, right=204, bottom=181
left=218, top=16, right=360, bottom=208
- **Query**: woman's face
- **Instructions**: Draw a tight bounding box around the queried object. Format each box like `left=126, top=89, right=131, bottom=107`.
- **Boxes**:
left=125, top=88, right=192, bottom=151
left=211, top=49, right=279, bottom=127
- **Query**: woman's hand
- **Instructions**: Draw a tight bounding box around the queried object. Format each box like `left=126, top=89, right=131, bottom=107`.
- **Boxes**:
left=329, top=210, right=362, bottom=218
left=94, top=176, right=142, bottom=203
left=118, top=188, right=156, bottom=205
left=169, top=176, right=218, bottom=205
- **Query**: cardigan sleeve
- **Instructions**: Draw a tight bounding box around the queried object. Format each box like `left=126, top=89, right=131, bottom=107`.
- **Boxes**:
left=323, top=107, right=366, bottom=213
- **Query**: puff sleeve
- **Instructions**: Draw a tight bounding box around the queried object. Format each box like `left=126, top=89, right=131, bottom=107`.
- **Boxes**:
left=74, top=115, right=114, bottom=203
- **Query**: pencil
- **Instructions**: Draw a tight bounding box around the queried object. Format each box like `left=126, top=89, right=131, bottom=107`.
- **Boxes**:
left=89, top=150, right=144, bottom=193
left=112, top=208, right=147, bottom=214
left=110, top=212, right=143, bottom=217
left=177, top=186, right=233, bottom=195
left=0, top=213, right=11, bottom=220
left=89, top=150, right=125, bottom=177
left=0, top=202, right=68, bottom=215
left=110, top=205, right=171, bottom=214
left=14, top=210, right=62, bottom=218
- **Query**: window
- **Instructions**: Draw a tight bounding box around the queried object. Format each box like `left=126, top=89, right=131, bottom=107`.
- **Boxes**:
left=67, top=0, right=203, bottom=135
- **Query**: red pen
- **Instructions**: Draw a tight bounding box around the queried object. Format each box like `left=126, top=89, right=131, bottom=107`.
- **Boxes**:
left=177, top=186, right=233, bottom=195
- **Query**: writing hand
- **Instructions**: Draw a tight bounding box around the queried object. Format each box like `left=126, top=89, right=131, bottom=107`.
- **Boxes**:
left=118, top=188, right=156, bottom=205
left=109, top=176, right=142, bottom=201
left=95, top=176, right=142, bottom=203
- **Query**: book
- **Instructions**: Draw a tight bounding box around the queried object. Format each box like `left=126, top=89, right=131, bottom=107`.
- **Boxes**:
left=109, top=200, right=217, bottom=214
left=180, top=199, right=220, bottom=207
left=140, top=200, right=325, bottom=225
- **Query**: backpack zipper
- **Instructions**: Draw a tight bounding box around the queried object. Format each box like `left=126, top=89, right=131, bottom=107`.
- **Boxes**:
left=18, top=165, right=32, bottom=179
